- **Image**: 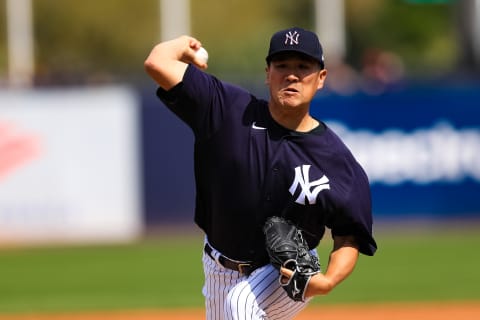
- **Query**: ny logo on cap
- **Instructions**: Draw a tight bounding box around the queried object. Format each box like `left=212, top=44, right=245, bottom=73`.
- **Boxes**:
left=285, top=31, right=300, bottom=46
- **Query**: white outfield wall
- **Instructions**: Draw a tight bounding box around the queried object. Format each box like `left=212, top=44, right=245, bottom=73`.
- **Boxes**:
left=0, top=86, right=142, bottom=245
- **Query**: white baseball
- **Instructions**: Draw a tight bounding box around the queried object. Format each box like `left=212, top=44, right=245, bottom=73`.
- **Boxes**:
left=195, top=47, right=209, bottom=64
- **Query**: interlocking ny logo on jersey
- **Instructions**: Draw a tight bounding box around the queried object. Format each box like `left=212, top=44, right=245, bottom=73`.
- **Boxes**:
left=289, top=165, right=330, bottom=205
left=285, top=31, right=300, bottom=45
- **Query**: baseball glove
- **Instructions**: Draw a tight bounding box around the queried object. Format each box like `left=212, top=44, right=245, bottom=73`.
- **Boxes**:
left=263, top=216, right=321, bottom=302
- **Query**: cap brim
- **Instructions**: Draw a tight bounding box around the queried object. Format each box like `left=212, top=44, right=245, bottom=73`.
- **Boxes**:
left=266, top=50, right=324, bottom=66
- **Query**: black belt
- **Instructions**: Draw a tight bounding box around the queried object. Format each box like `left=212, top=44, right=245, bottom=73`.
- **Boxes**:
left=204, top=243, right=256, bottom=275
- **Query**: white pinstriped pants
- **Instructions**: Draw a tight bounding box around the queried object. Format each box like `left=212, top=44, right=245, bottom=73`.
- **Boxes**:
left=202, top=239, right=312, bottom=320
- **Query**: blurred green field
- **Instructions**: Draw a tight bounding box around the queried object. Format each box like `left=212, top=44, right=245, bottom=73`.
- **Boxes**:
left=0, top=225, right=479, bottom=315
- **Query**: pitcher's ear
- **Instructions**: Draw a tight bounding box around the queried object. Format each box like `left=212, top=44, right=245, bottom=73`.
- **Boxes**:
left=316, top=69, right=328, bottom=90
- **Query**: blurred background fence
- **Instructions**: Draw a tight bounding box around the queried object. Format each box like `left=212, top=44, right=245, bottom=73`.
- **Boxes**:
left=1, top=0, right=480, bottom=245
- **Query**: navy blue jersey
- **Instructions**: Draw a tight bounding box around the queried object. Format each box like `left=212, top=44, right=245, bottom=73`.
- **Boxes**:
left=157, top=65, right=377, bottom=262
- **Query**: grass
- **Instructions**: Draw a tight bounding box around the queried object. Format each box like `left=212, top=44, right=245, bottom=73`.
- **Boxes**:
left=0, top=226, right=479, bottom=314
left=0, top=235, right=206, bottom=314
left=315, top=227, right=480, bottom=305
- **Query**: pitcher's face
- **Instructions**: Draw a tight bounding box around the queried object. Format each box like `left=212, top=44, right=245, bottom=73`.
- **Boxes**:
left=266, top=53, right=327, bottom=110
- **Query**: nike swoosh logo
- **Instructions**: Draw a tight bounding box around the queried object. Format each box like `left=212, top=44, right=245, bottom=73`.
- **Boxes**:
left=252, top=122, right=267, bottom=130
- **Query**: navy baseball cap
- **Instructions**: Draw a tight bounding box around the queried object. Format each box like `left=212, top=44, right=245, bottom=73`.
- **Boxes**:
left=266, top=27, right=325, bottom=68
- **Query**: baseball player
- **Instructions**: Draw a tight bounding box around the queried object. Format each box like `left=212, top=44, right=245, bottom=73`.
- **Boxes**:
left=145, top=27, right=377, bottom=319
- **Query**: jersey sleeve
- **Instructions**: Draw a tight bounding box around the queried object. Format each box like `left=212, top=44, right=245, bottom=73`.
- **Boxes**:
left=156, top=64, right=249, bottom=140
left=327, top=157, right=377, bottom=256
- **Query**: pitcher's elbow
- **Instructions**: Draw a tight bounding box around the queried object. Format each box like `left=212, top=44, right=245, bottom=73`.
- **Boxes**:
left=144, top=59, right=155, bottom=74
